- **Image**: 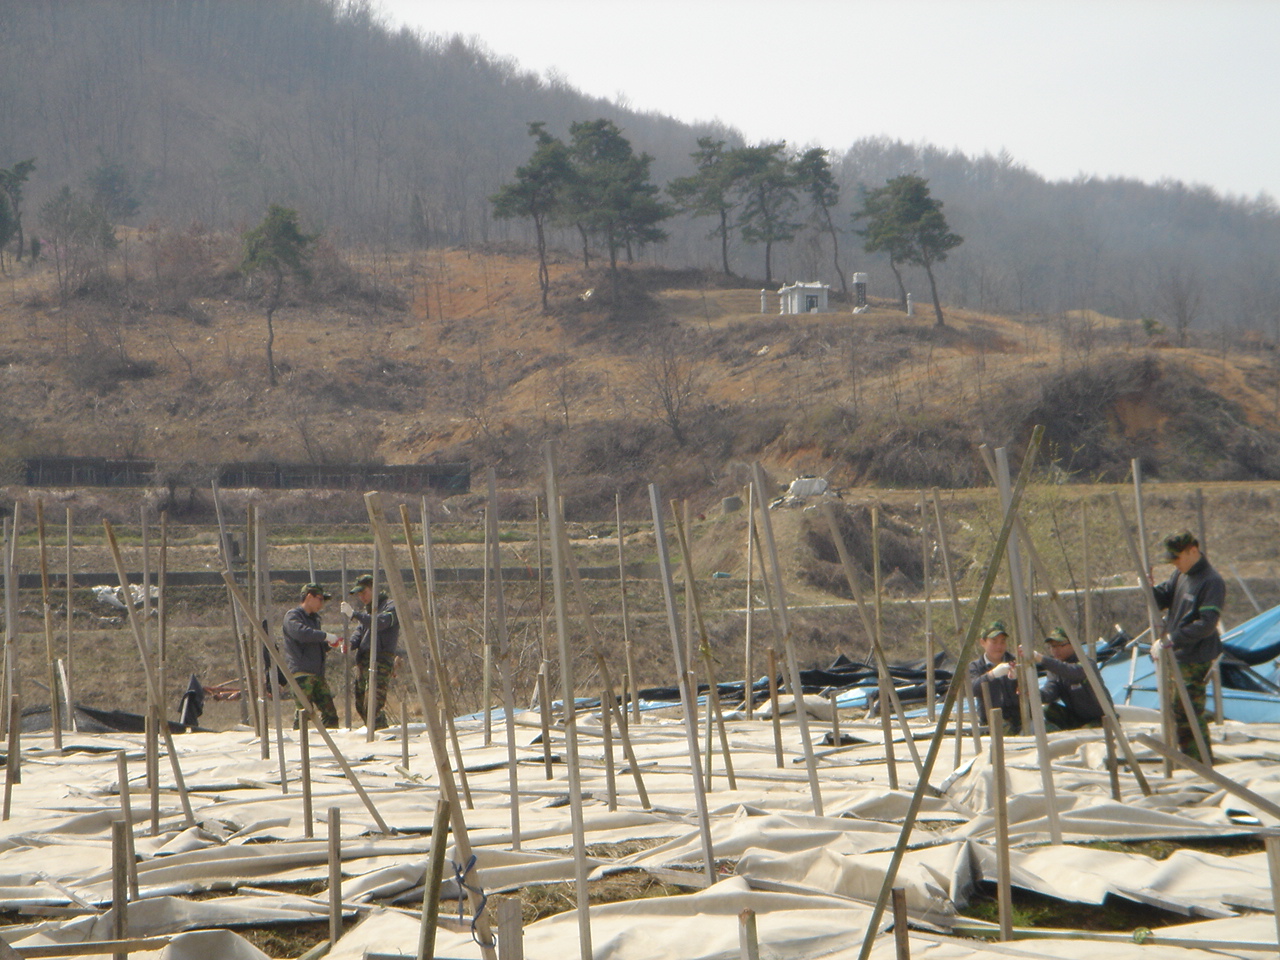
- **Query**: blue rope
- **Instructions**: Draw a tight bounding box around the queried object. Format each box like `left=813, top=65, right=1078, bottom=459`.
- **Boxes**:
left=451, top=854, right=490, bottom=946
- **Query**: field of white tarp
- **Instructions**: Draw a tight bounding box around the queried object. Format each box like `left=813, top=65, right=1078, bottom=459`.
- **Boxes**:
left=0, top=706, right=1278, bottom=959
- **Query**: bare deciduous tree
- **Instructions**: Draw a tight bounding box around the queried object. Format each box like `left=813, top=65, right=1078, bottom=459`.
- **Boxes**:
left=635, top=332, right=705, bottom=445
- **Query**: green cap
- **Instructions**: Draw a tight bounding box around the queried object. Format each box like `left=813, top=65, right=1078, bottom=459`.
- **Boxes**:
left=982, top=620, right=1009, bottom=640
left=349, top=573, right=375, bottom=594
left=1164, top=530, right=1198, bottom=561
left=301, top=582, right=332, bottom=600
left=1045, top=626, right=1071, bottom=646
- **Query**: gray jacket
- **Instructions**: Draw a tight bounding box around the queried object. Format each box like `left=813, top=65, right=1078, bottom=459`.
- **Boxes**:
left=282, top=605, right=329, bottom=677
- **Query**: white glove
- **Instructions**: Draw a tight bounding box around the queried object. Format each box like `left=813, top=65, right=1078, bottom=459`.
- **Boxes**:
left=339, top=601, right=354, bottom=620
left=324, top=632, right=342, bottom=646
left=988, top=662, right=1014, bottom=679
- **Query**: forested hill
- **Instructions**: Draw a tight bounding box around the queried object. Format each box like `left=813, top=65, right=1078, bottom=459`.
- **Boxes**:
left=2, top=0, right=1279, bottom=333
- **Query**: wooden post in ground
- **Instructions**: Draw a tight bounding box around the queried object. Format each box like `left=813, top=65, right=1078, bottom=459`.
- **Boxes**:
left=891, top=887, right=911, bottom=960
left=328, top=807, right=342, bottom=948
left=993, top=447, right=1061, bottom=843
left=300, top=713, right=314, bottom=839
left=952, top=685, right=964, bottom=768
left=744, top=483, right=756, bottom=718
left=545, top=447, right=596, bottom=957
left=145, top=714, right=159, bottom=836
left=103, top=522, right=196, bottom=829
left=872, top=507, right=898, bottom=790
left=767, top=647, right=783, bottom=767
left=495, top=895, right=525, bottom=960
left=211, top=482, right=253, bottom=728
left=115, top=752, right=139, bottom=900
left=482, top=504, right=493, bottom=747
left=920, top=493, right=935, bottom=722
left=738, top=909, right=760, bottom=960
left=3, top=694, right=19, bottom=819
left=601, top=687, right=617, bottom=811
left=1131, top=461, right=1174, bottom=777
left=418, top=798, right=451, bottom=960
left=35, top=501, right=63, bottom=748
left=989, top=708, right=1012, bottom=941
left=1103, top=716, right=1122, bottom=801
left=2, top=510, right=19, bottom=743
left=1266, top=836, right=1280, bottom=950
left=401, top=700, right=410, bottom=771
left=65, top=508, right=76, bottom=733
left=616, top=494, right=640, bottom=724
left=650, top=481, right=716, bottom=885
left=751, top=464, right=823, bottom=816
left=111, top=820, right=129, bottom=960
left=401, top=505, right=473, bottom=808
left=854, top=426, right=1041, bottom=960
left=537, top=667, right=553, bottom=779
left=486, top=469, right=523, bottom=849
left=158, top=512, right=168, bottom=730
left=365, top=494, right=495, bottom=956
left=819, top=503, right=923, bottom=775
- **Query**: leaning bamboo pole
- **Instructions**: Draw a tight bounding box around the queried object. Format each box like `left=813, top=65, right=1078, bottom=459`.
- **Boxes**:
left=871, top=507, right=898, bottom=790
left=751, top=463, right=823, bottom=816
left=853, top=425, right=1042, bottom=960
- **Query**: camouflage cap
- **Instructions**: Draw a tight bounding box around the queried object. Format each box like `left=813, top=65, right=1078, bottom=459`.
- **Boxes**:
left=301, top=582, right=332, bottom=600
left=981, top=620, right=1009, bottom=640
left=1163, top=530, right=1199, bottom=561
left=349, top=573, right=375, bottom=594
left=1045, top=626, right=1071, bottom=646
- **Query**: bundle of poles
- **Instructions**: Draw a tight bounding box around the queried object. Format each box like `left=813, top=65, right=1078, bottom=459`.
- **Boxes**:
left=1, top=430, right=1277, bottom=960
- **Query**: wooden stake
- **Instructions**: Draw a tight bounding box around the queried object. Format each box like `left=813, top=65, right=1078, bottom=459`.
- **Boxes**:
left=103, top=522, right=196, bottom=829
left=890, top=887, right=911, bottom=959
left=952, top=684, right=964, bottom=768
left=157, top=512, right=168, bottom=729
left=34, top=501, right=62, bottom=748
left=546, top=447, right=596, bottom=956
left=751, top=464, right=823, bottom=816
left=400, top=505, right=473, bottom=808
left=537, top=667, right=553, bottom=780
left=872, top=507, right=898, bottom=790
left=115, top=753, right=139, bottom=900
left=1102, top=716, right=1122, bottom=801
left=418, top=797, right=451, bottom=960
left=766, top=647, right=783, bottom=768
left=602, top=686, right=617, bottom=811
left=616, top=493, right=639, bottom=724
left=485, top=469, right=524, bottom=849
left=300, top=712, right=314, bottom=840
left=989, top=708, right=1012, bottom=941
left=744, top=484, right=756, bottom=719
left=482, top=503, right=493, bottom=747
left=920, top=494, right=935, bottom=722
left=328, top=807, right=342, bottom=947
left=401, top=699, right=410, bottom=771
left=738, top=908, right=760, bottom=960
left=650, top=481, right=716, bottom=885
left=365, top=543, right=380, bottom=740
left=111, top=820, right=128, bottom=960
left=3, top=694, right=19, bottom=820
left=145, top=713, right=158, bottom=836
left=854, top=425, right=1042, bottom=960
left=1266, top=836, right=1280, bottom=951
left=65, top=508, right=76, bottom=733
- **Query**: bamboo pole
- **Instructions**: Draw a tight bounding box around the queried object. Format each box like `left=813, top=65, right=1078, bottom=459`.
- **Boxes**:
left=3, top=694, right=19, bottom=820
left=1081, top=501, right=1095, bottom=661
left=546, top=448, right=595, bottom=958
left=890, top=887, right=911, bottom=960
left=920, top=494, right=935, bottom=722
left=670, top=504, right=737, bottom=791
left=738, top=909, right=760, bottom=960
left=211, top=483, right=253, bottom=728
left=300, top=712, right=314, bottom=839
left=1134, top=733, right=1280, bottom=819
left=486, top=469, right=523, bottom=849
left=103, top=522, right=196, bottom=829
left=854, top=426, right=1042, bottom=960
left=418, top=798, right=451, bottom=960
left=929, top=491, right=964, bottom=632
left=649, top=481, right=716, bottom=885
left=111, top=820, right=128, bottom=960
left=364, top=495, right=495, bottom=956
left=145, top=713, right=158, bottom=837
left=2, top=511, right=18, bottom=743
left=872, top=507, right=898, bottom=789
left=35, top=501, right=63, bottom=748
left=751, top=464, right=823, bottom=816
left=115, top=752, right=139, bottom=900
left=158, top=512, right=168, bottom=728
left=601, top=688, right=616, bottom=811
left=989, top=708, right=1012, bottom=941
left=400, top=505, right=472, bottom=808
left=248, top=506, right=268, bottom=756
left=222, top=574, right=391, bottom=835
left=1131, top=460, right=1174, bottom=777
left=1266, top=836, right=1280, bottom=950
left=482, top=504, right=493, bottom=747
left=819, top=503, right=923, bottom=774
left=993, top=447, right=1061, bottom=843
left=364, top=543, right=380, bottom=739
left=767, top=647, right=783, bottom=767
left=328, top=807, right=343, bottom=947
left=537, top=667, right=553, bottom=779
left=495, top=895, right=525, bottom=960
left=616, top=494, right=639, bottom=724
left=743, top=483, right=756, bottom=718
left=65, top=508, right=75, bottom=733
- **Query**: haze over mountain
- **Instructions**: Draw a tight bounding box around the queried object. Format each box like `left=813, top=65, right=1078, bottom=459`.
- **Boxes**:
left=1, top=0, right=1278, bottom=331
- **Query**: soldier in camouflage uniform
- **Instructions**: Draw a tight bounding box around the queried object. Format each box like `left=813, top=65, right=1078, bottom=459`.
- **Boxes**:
left=281, top=583, right=343, bottom=727
left=1152, top=531, right=1225, bottom=765
left=341, top=573, right=400, bottom=729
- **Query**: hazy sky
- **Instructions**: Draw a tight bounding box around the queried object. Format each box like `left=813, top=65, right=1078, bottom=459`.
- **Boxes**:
left=377, top=0, right=1280, bottom=201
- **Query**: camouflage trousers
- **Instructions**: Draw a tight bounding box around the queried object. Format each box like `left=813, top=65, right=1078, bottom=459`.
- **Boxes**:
left=293, top=673, right=339, bottom=729
left=355, top=658, right=396, bottom=729
left=1171, top=660, right=1213, bottom=765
